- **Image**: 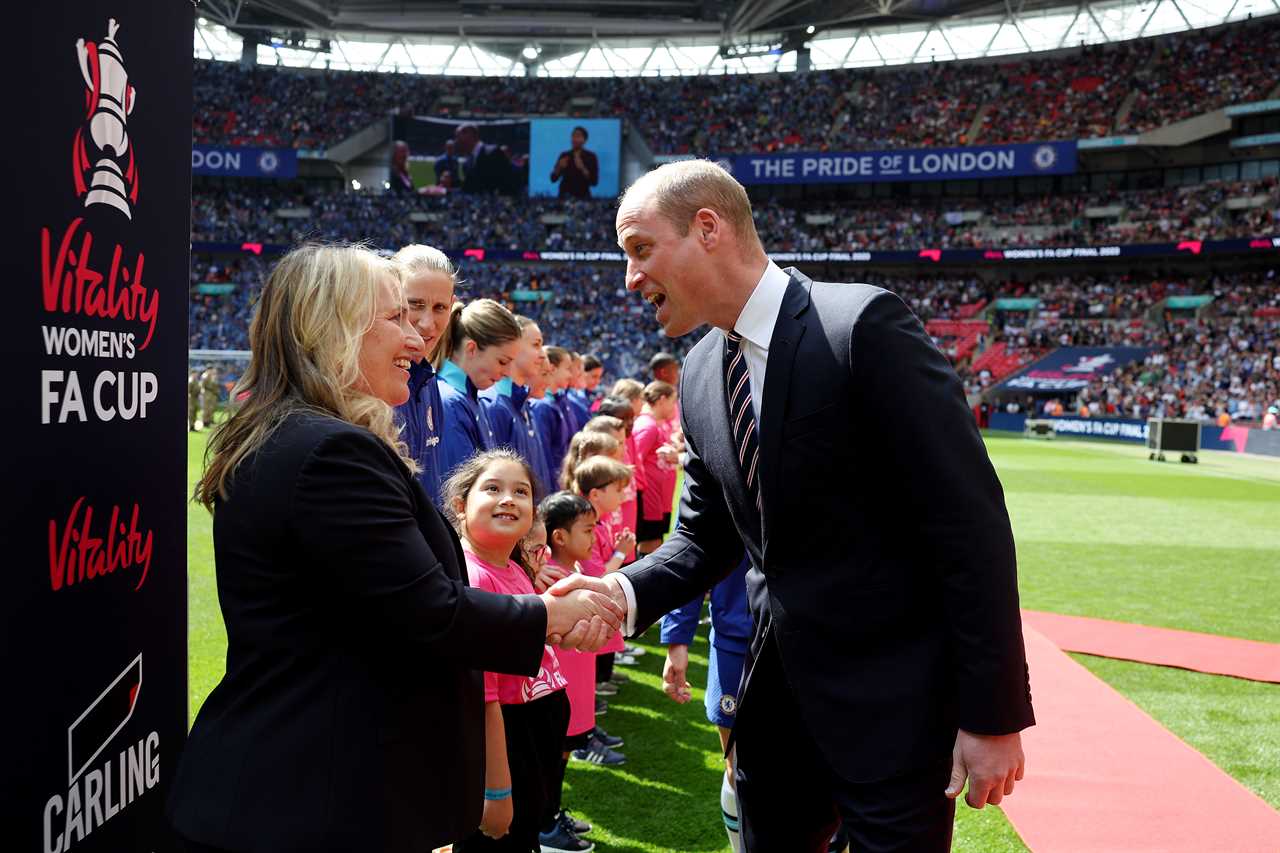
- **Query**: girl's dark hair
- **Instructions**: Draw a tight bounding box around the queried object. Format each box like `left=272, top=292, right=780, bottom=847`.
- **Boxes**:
left=595, top=397, right=633, bottom=420
left=442, top=448, right=538, bottom=536
left=538, top=491, right=595, bottom=540
left=512, top=519, right=544, bottom=583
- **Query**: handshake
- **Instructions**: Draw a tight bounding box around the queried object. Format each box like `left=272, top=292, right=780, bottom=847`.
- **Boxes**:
left=537, top=574, right=629, bottom=652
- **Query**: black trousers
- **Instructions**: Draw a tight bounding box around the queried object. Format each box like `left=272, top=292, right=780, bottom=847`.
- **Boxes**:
left=733, top=637, right=955, bottom=853
left=454, top=690, right=571, bottom=853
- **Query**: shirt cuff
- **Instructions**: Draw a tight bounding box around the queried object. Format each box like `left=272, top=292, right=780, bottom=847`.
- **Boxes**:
left=612, top=573, right=639, bottom=637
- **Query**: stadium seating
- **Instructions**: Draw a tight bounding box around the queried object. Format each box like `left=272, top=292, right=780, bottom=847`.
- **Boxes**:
left=193, top=18, right=1280, bottom=154
left=190, top=178, right=1279, bottom=254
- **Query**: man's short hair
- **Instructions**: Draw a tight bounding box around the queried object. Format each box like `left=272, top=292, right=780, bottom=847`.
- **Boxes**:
left=621, top=159, right=758, bottom=245
left=582, top=354, right=603, bottom=372
left=573, top=125, right=589, bottom=141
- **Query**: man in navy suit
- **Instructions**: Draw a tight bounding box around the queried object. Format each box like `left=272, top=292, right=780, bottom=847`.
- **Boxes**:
left=589, top=161, right=1034, bottom=852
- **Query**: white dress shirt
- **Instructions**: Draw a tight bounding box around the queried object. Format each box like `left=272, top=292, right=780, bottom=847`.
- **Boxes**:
left=612, top=261, right=791, bottom=635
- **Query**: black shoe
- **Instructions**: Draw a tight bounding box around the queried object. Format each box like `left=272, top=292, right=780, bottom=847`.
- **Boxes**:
left=559, top=808, right=592, bottom=835
left=608, top=671, right=630, bottom=685
left=828, top=825, right=849, bottom=853
left=594, top=697, right=607, bottom=715
left=570, top=736, right=626, bottom=766
left=591, top=725, right=623, bottom=749
left=540, top=819, right=594, bottom=852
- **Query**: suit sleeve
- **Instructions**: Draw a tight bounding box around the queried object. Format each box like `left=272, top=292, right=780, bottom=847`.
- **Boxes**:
left=291, top=430, right=546, bottom=678
left=622, top=390, right=746, bottom=632
left=851, top=291, right=1033, bottom=735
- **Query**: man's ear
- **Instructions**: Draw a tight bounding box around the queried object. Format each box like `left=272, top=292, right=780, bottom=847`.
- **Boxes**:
left=694, top=208, right=721, bottom=250
left=550, top=528, right=568, bottom=549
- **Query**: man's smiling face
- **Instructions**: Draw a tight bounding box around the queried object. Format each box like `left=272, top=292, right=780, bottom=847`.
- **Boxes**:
left=616, top=195, right=708, bottom=338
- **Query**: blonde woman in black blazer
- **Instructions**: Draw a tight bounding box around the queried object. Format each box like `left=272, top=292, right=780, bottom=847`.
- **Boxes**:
left=169, top=245, right=620, bottom=853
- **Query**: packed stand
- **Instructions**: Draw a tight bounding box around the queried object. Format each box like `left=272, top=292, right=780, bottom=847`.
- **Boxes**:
left=1120, top=22, right=1280, bottom=134
left=193, top=18, right=1280, bottom=155
left=190, top=178, right=1280, bottom=260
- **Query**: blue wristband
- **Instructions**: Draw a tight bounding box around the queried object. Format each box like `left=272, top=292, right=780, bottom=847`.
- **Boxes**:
left=484, top=787, right=512, bottom=801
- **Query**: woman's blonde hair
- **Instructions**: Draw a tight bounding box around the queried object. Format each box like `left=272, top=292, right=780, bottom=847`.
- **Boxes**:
left=437, top=298, right=521, bottom=367
left=194, top=243, right=410, bottom=511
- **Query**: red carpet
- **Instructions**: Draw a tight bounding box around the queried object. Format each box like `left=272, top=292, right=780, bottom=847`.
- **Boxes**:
left=1002, top=625, right=1280, bottom=852
left=1023, top=609, right=1280, bottom=683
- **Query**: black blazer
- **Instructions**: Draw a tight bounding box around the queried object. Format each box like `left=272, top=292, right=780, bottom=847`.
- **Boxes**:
left=168, top=412, right=547, bottom=852
left=622, top=271, right=1034, bottom=783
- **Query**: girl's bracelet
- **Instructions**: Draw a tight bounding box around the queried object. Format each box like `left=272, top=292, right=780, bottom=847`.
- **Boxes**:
left=484, top=787, right=512, bottom=801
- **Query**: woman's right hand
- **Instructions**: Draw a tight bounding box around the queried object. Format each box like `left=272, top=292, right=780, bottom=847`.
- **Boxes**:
left=540, top=575, right=624, bottom=650
left=479, top=795, right=513, bottom=839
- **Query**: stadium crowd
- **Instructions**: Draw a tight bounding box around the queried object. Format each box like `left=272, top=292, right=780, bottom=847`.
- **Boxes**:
left=191, top=177, right=1280, bottom=254
left=193, top=18, right=1280, bottom=155
left=190, top=241, right=1279, bottom=426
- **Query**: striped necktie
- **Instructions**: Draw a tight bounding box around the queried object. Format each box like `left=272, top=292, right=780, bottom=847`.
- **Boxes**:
left=724, top=332, right=762, bottom=514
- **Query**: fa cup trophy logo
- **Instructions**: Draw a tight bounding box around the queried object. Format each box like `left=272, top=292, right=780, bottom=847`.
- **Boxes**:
left=73, top=19, right=139, bottom=219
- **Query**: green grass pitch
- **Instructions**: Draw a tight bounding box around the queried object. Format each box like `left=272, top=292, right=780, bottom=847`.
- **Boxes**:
left=186, top=432, right=1280, bottom=851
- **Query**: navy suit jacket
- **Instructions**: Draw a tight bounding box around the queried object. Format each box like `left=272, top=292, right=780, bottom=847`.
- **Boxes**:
left=621, top=270, right=1034, bottom=783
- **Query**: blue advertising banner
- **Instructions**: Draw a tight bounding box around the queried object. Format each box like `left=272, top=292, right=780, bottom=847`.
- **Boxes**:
left=191, top=144, right=297, bottom=178
left=528, top=118, right=621, bottom=199
left=999, top=347, right=1152, bottom=393
left=727, top=140, right=1076, bottom=185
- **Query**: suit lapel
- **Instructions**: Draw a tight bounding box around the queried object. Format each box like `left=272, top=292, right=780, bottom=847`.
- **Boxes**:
left=758, top=272, right=811, bottom=555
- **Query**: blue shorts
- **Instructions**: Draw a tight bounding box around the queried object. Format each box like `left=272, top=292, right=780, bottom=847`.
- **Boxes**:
left=704, top=644, right=746, bottom=729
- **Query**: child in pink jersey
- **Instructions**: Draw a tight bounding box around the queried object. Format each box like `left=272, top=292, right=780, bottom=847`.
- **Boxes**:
left=581, top=413, right=636, bottom=562
left=571, top=456, right=636, bottom=695
left=592, top=398, right=640, bottom=562
left=538, top=493, right=627, bottom=828
left=632, top=381, right=679, bottom=555
left=446, top=451, right=574, bottom=853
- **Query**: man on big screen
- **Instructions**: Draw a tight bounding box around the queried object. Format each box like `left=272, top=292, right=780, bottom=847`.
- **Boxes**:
left=558, top=160, right=1034, bottom=852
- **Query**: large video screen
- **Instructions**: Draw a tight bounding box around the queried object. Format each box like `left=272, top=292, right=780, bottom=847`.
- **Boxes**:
left=527, top=118, right=621, bottom=199
left=390, top=116, right=529, bottom=196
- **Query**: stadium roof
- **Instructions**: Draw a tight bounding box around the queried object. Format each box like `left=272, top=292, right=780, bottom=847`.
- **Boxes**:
left=196, top=0, right=1280, bottom=75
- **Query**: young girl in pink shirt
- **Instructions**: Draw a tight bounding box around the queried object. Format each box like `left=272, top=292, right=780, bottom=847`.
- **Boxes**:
left=446, top=450, right=570, bottom=853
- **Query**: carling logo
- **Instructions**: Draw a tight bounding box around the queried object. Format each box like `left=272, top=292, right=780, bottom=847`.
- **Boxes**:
left=44, top=654, right=161, bottom=852
left=73, top=19, right=139, bottom=219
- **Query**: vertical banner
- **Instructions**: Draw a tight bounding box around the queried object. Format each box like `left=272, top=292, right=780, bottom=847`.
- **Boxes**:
left=2, top=2, right=192, bottom=851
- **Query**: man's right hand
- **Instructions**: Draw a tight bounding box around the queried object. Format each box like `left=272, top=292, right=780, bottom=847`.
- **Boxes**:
left=663, top=644, right=693, bottom=704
